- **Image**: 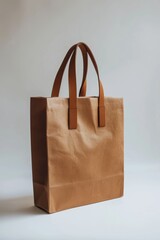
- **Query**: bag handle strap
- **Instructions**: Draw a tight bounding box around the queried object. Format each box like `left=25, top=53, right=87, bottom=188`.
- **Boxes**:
left=51, top=43, right=88, bottom=97
left=68, top=43, right=105, bottom=129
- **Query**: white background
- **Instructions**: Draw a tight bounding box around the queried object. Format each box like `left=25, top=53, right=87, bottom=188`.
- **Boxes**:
left=0, top=0, right=160, bottom=239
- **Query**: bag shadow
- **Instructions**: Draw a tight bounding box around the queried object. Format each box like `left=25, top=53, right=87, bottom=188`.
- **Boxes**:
left=0, top=196, right=45, bottom=217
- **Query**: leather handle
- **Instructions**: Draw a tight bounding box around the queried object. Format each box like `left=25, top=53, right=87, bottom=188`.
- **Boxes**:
left=51, top=43, right=88, bottom=97
left=68, top=43, right=105, bottom=129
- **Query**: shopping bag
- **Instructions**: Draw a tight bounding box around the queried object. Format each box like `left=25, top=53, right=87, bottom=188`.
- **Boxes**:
left=30, top=42, right=124, bottom=213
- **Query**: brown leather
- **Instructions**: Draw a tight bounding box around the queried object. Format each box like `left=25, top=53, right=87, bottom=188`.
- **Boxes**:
left=68, top=43, right=105, bottom=129
left=30, top=43, right=124, bottom=214
left=52, top=42, right=105, bottom=129
left=51, top=43, right=88, bottom=97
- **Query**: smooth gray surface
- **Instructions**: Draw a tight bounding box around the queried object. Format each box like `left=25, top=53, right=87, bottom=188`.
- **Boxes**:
left=0, top=0, right=160, bottom=239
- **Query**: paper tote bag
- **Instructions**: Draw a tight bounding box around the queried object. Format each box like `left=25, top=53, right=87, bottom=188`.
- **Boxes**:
left=30, top=42, right=124, bottom=213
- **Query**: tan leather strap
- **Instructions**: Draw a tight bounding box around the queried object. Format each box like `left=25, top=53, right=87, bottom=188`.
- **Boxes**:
left=68, top=43, right=105, bottom=129
left=51, top=43, right=88, bottom=97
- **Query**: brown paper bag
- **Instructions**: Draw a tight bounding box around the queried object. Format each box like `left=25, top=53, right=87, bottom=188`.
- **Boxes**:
left=30, top=42, right=124, bottom=213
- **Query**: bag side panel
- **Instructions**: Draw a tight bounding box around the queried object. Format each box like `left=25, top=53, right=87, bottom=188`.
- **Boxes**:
left=30, top=97, right=49, bottom=213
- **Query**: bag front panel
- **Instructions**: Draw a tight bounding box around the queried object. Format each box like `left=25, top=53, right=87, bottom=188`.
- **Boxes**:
left=46, top=97, right=124, bottom=211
